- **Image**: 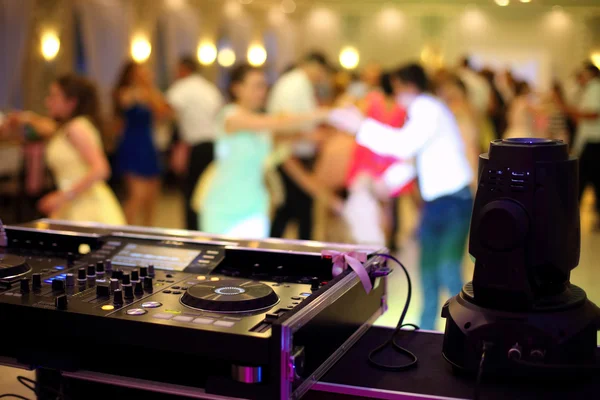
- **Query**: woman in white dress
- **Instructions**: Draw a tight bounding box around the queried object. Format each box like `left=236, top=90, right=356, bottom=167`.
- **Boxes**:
left=503, top=81, right=536, bottom=139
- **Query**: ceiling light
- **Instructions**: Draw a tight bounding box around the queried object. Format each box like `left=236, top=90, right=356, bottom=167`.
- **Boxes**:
left=217, top=48, right=236, bottom=68
left=131, top=36, right=151, bottom=63
left=41, top=31, right=60, bottom=61
left=197, top=42, right=217, bottom=65
left=247, top=45, right=267, bottom=67
left=339, top=46, right=359, bottom=70
left=495, top=0, right=510, bottom=6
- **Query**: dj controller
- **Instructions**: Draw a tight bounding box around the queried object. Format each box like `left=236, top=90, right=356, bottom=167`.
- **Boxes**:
left=0, top=220, right=388, bottom=400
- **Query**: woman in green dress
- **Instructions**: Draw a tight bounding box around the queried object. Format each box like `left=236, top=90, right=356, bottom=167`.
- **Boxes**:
left=200, top=64, right=329, bottom=238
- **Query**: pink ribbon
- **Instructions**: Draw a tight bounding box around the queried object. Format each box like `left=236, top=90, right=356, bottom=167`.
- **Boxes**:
left=321, top=250, right=372, bottom=294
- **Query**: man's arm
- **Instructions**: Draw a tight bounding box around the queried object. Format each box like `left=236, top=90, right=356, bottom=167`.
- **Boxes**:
left=355, top=101, right=440, bottom=159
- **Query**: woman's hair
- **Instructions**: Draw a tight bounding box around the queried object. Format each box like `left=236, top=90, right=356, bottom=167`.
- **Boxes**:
left=380, top=72, right=394, bottom=96
left=228, top=63, right=261, bottom=101
left=112, top=61, right=138, bottom=115
left=55, top=74, right=102, bottom=131
left=515, top=80, right=530, bottom=96
left=395, top=63, right=429, bottom=92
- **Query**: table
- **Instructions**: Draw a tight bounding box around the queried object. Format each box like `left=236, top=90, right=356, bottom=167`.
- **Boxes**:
left=306, top=327, right=600, bottom=400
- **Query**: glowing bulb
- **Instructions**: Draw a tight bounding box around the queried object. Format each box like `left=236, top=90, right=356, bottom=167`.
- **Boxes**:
left=281, top=0, right=296, bottom=14
left=247, top=45, right=267, bottom=67
left=591, top=53, right=600, bottom=69
left=218, top=48, right=236, bottom=67
left=131, top=36, right=151, bottom=63
left=495, top=0, right=510, bottom=6
left=519, top=0, right=531, bottom=2
left=197, top=42, right=217, bottom=65
left=41, top=31, right=60, bottom=61
left=339, top=46, right=359, bottom=70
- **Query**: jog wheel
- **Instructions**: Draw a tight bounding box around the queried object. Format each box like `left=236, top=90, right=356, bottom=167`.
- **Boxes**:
left=0, top=254, right=31, bottom=280
left=181, top=278, right=279, bottom=313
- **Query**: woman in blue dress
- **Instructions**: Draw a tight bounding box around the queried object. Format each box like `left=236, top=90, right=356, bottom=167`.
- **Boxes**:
left=113, top=62, right=170, bottom=226
left=200, top=64, right=331, bottom=238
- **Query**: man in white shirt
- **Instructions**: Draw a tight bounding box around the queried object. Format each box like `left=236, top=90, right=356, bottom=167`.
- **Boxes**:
left=267, top=52, right=330, bottom=240
left=166, top=56, right=223, bottom=231
left=570, top=63, right=600, bottom=219
left=328, top=63, right=473, bottom=330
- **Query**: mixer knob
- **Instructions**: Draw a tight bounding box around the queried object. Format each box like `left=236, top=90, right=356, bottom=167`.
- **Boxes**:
left=77, top=267, right=87, bottom=282
left=67, top=252, right=75, bottom=267
left=96, top=284, right=110, bottom=298
left=134, top=281, right=144, bottom=295
left=143, top=276, right=153, bottom=291
left=110, top=278, right=119, bottom=291
left=65, top=273, right=75, bottom=287
left=139, top=266, right=148, bottom=278
left=131, top=270, right=139, bottom=282
left=32, top=273, right=42, bottom=290
left=51, top=278, right=65, bottom=292
left=112, top=270, right=123, bottom=280
left=113, top=289, right=123, bottom=305
left=310, top=277, right=320, bottom=291
left=20, top=278, right=30, bottom=294
left=123, top=284, right=134, bottom=300
left=96, top=262, right=105, bottom=276
left=55, top=294, right=68, bottom=310
left=87, top=264, right=96, bottom=277
left=105, top=259, right=113, bottom=272
left=148, top=265, right=155, bottom=277
left=121, top=273, right=131, bottom=285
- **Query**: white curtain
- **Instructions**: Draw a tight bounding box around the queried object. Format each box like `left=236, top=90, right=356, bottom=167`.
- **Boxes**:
left=75, top=0, right=133, bottom=116
left=161, top=5, right=200, bottom=81
left=0, top=0, right=34, bottom=110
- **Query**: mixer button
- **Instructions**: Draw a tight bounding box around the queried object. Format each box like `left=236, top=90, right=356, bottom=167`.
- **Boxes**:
left=143, top=277, right=153, bottom=290
left=180, top=287, right=188, bottom=290
left=123, top=285, right=134, bottom=300
left=171, top=291, right=182, bottom=295
left=96, top=285, right=110, bottom=298
left=291, top=297, right=301, bottom=300
left=223, top=317, right=241, bottom=321
left=214, top=320, right=235, bottom=328
left=126, top=308, right=147, bottom=316
left=197, top=260, right=210, bottom=264
left=172, top=286, right=181, bottom=289
left=134, top=281, right=144, bottom=295
left=20, top=278, right=30, bottom=294
left=121, top=273, right=131, bottom=285
left=163, top=290, right=172, bottom=294
left=65, top=274, right=75, bottom=287
left=32, top=273, right=42, bottom=289
left=113, top=289, right=123, bottom=305
left=206, top=250, right=219, bottom=255
left=192, top=317, right=214, bottom=325
left=166, top=280, right=175, bottom=283
left=131, top=270, right=139, bottom=281
left=141, top=301, right=162, bottom=308
left=139, top=266, right=148, bottom=277
left=55, top=294, right=68, bottom=310
left=153, top=313, right=174, bottom=320
left=77, top=268, right=87, bottom=281
left=51, top=279, right=65, bottom=292
left=166, top=274, right=173, bottom=278
left=173, top=315, right=194, bottom=322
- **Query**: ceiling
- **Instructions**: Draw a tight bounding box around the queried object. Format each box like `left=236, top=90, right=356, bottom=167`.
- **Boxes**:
left=227, top=0, right=600, bottom=8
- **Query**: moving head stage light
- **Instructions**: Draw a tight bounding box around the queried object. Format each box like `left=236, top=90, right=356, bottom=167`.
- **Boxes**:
left=442, top=138, right=600, bottom=378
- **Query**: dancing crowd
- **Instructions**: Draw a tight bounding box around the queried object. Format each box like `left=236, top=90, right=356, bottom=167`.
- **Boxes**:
left=1, top=52, right=599, bottom=329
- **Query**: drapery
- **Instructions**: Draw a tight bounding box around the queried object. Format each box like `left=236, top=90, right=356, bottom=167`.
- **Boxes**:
left=0, top=0, right=34, bottom=110
left=75, top=0, right=132, bottom=116
left=161, top=4, right=200, bottom=81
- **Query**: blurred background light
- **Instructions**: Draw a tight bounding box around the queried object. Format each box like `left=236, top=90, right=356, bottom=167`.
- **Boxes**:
left=131, top=36, right=151, bottom=63
left=218, top=47, right=236, bottom=67
left=197, top=42, right=217, bottom=65
left=41, top=31, right=60, bottom=61
left=495, top=0, right=510, bottom=6
left=247, top=44, right=267, bottom=66
left=339, top=46, right=359, bottom=70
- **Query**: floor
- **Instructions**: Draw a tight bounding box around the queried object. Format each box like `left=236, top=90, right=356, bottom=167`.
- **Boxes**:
left=2, top=189, right=600, bottom=396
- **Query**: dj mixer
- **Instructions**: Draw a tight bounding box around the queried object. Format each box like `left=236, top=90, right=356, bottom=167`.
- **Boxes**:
left=0, top=220, right=388, bottom=400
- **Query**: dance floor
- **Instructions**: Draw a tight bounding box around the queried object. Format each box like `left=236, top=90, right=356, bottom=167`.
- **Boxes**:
left=2, top=188, right=600, bottom=395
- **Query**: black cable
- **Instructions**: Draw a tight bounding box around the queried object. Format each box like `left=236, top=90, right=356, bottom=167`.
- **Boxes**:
left=16, top=375, right=63, bottom=400
left=474, top=346, right=487, bottom=400
left=0, top=395, right=31, bottom=400
left=16, top=377, right=35, bottom=393
left=367, top=253, right=419, bottom=371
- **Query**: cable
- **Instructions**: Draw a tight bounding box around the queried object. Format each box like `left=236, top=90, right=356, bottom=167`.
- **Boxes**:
left=473, top=345, right=488, bottom=400
left=16, top=375, right=63, bottom=400
left=367, top=253, right=419, bottom=371
left=0, top=395, right=31, bottom=400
